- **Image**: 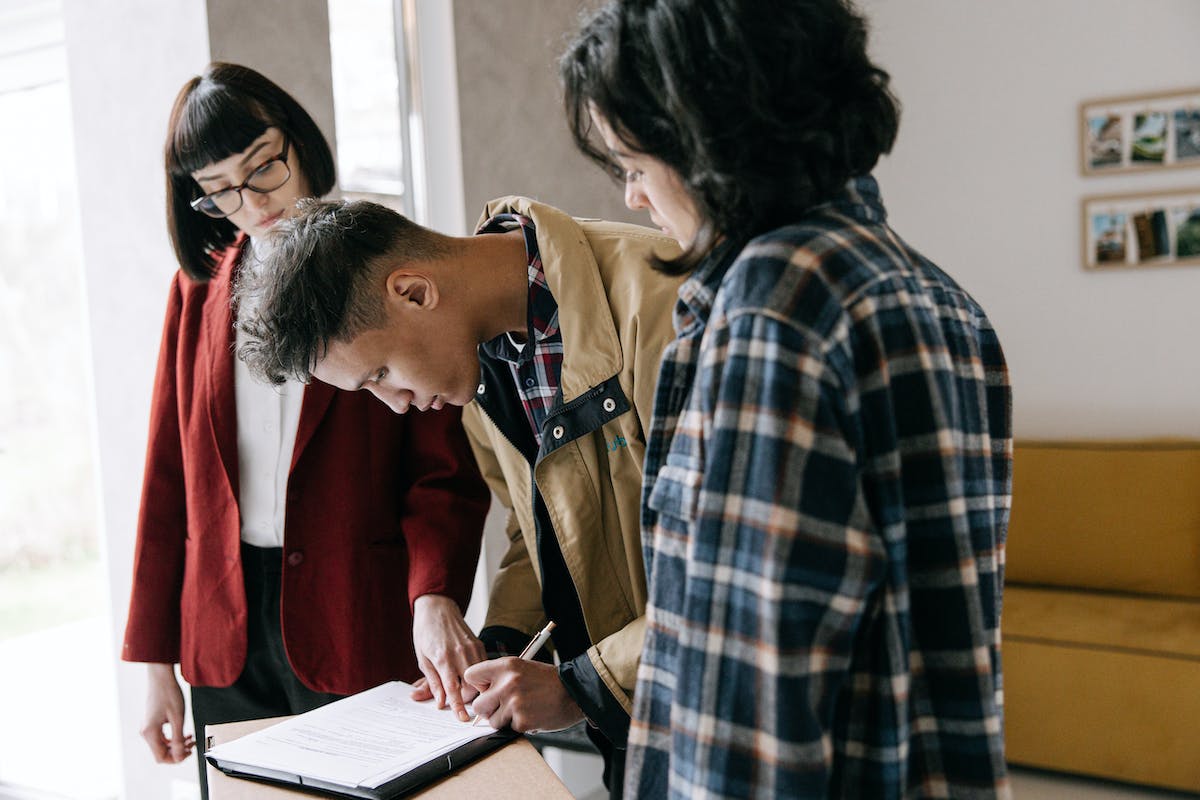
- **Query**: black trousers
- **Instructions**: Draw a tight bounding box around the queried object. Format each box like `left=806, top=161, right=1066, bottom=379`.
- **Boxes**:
left=190, top=543, right=344, bottom=799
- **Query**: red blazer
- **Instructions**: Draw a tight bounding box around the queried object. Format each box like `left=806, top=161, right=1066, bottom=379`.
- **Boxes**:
left=121, top=238, right=490, bottom=693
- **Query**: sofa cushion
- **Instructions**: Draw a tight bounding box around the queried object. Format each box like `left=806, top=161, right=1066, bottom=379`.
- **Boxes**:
left=1006, top=440, right=1200, bottom=599
left=1003, top=636, right=1200, bottom=791
left=1003, top=585, right=1200, bottom=659
left=1003, top=587, right=1200, bottom=792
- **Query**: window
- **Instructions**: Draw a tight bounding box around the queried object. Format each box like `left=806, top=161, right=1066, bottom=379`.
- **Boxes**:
left=0, top=1, right=117, bottom=797
left=328, top=0, right=423, bottom=220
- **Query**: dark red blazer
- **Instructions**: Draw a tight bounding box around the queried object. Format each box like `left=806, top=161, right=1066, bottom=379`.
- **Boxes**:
left=121, top=238, right=490, bottom=693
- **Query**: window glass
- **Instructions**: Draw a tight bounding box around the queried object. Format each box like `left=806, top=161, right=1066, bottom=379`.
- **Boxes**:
left=0, top=1, right=117, bottom=797
left=328, top=0, right=417, bottom=217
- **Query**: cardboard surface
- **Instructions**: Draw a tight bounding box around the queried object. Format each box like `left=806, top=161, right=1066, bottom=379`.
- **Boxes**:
left=205, top=717, right=573, bottom=799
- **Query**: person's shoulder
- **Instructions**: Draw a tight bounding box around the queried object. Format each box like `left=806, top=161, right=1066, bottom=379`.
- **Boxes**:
left=581, top=217, right=681, bottom=273
left=719, top=222, right=847, bottom=301
left=711, top=217, right=891, bottom=347
left=178, top=234, right=246, bottom=286
left=729, top=209, right=903, bottom=303
left=745, top=211, right=884, bottom=269
left=576, top=216, right=675, bottom=246
left=476, top=195, right=582, bottom=238
left=173, top=237, right=247, bottom=310
left=584, top=221, right=685, bottom=302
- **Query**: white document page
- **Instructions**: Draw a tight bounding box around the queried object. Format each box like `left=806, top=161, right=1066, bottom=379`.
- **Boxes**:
left=205, top=682, right=498, bottom=789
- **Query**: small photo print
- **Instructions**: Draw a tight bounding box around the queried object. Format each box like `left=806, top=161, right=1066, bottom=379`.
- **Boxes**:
left=1131, top=112, right=1168, bottom=163
left=1174, top=109, right=1200, bottom=161
left=1084, top=190, right=1200, bottom=270
left=1131, top=209, right=1170, bottom=262
left=1086, top=113, right=1123, bottom=168
left=1173, top=206, right=1200, bottom=258
left=1092, top=213, right=1127, bottom=264
left=1082, top=89, right=1200, bottom=173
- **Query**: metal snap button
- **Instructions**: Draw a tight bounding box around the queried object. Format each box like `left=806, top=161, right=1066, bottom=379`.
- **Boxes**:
left=602, top=398, right=616, bottom=412
left=477, top=383, right=486, bottom=395
left=552, top=425, right=565, bottom=440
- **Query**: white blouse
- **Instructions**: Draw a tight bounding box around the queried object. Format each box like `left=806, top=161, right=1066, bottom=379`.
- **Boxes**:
left=233, top=241, right=303, bottom=548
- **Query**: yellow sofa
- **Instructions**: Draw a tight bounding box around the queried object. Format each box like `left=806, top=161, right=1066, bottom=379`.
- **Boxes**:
left=1002, top=440, right=1200, bottom=792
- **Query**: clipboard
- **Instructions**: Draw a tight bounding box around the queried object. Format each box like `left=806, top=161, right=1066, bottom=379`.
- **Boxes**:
left=202, top=682, right=534, bottom=800
left=207, top=728, right=517, bottom=799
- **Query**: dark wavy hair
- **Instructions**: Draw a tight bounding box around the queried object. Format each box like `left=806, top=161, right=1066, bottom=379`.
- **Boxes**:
left=236, top=199, right=456, bottom=385
left=561, top=0, right=900, bottom=273
left=164, top=62, right=336, bottom=280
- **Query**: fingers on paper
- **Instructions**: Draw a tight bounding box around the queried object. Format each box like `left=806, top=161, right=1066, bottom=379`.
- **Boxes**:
left=422, top=663, right=446, bottom=708
left=409, top=676, right=434, bottom=702
left=441, top=673, right=471, bottom=722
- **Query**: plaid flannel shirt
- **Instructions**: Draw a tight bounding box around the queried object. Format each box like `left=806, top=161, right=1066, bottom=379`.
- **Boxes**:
left=625, top=176, right=1013, bottom=799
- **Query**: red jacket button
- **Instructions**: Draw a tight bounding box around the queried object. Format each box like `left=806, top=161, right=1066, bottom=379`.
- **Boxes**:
left=286, top=551, right=305, bottom=567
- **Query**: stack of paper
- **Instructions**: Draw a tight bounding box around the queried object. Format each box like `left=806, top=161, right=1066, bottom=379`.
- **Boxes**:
left=205, top=682, right=514, bottom=799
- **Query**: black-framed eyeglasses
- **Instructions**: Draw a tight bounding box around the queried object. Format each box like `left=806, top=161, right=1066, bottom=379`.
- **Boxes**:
left=190, top=136, right=292, bottom=219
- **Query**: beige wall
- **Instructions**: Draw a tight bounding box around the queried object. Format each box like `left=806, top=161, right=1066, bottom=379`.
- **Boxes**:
left=453, top=0, right=637, bottom=226
left=863, top=0, right=1200, bottom=438
left=206, top=0, right=337, bottom=150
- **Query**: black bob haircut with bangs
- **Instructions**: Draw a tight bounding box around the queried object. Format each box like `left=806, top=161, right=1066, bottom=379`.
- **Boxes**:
left=164, top=62, right=335, bottom=280
left=560, top=0, right=900, bottom=274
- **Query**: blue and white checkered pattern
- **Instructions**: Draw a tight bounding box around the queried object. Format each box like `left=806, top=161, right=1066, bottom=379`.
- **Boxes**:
left=625, top=176, right=1013, bottom=799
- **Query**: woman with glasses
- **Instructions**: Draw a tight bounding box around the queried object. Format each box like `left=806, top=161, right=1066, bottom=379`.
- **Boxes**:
left=121, top=62, right=490, bottom=799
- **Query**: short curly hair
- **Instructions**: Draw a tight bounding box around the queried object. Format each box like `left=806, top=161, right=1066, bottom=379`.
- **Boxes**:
left=235, top=199, right=456, bottom=385
left=561, top=0, right=900, bottom=273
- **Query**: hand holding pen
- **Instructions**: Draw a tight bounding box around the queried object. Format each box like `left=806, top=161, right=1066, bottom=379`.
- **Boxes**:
left=468, top=623, right=561, bottom=729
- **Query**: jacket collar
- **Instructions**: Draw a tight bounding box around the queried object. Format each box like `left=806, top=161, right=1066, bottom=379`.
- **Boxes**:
left=672, top=237, right=743, bottom=339
left=672, top=174, right=887, bottom=337
left=202, top=237, right=243, bottom=495
left=202, top=234, right=335, bottom=493
left=477, top=197, right=622, bottom=405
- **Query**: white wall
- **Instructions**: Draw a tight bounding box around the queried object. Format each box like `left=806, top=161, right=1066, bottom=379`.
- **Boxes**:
left=61, top=2, right=210, bottom=798
left=863, top=0, right=1200, bottom=438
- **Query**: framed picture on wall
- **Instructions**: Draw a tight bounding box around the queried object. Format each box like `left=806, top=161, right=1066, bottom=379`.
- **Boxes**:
left=1082, top=187, right=1200, bottom=270
left=1080, top=87, right=1200, bottom=175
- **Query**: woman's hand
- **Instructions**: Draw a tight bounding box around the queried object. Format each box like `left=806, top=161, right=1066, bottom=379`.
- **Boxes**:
left=464, top=658, right=586, bottom=733
left=141, top=663, right=194, bottom=763
left=410, top=594, right=487, bottom=722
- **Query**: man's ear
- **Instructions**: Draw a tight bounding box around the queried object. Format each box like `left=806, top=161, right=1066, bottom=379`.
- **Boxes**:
left=384, top=270, right=438, bottom=311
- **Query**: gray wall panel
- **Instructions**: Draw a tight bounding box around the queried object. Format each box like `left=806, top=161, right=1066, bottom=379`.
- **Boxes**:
left=206, top=0, right=337, bottom=152
left=453, top=0, right=638, bottom=226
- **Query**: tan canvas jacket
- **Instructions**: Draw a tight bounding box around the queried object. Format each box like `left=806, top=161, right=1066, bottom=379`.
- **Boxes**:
left=463, top=196, right=683, bottom=729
